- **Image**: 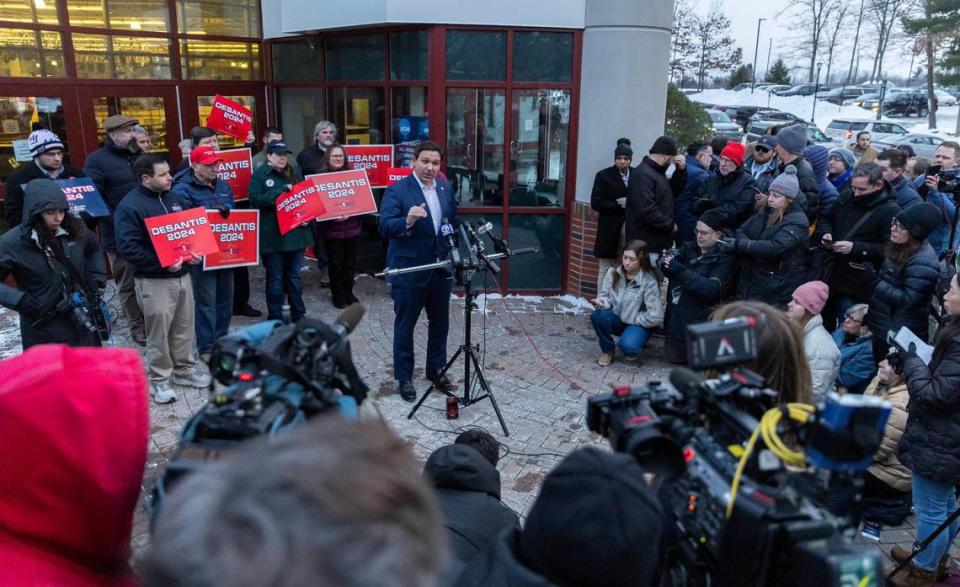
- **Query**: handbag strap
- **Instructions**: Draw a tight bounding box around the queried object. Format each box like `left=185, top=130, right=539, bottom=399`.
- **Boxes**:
left=839, top=206, right=882, bottom=242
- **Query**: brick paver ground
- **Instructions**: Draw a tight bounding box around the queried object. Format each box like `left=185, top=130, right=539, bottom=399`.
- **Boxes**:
left=1, top=263, right=957, bottom=576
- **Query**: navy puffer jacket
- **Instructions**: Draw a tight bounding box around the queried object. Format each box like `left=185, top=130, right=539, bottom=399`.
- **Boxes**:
left=869, top=243, right=940, bottom=343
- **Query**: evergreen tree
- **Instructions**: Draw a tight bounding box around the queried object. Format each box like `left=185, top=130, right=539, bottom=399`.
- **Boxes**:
left=665, top=84, right=712, bottom=147
left=727, top=64, right=754, bottom=88
left=903, top=0, right=960, bottom=130
left=765, top=58, right=792, bottom=85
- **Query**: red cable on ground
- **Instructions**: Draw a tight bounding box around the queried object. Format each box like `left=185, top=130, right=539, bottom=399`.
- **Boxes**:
left=487, top=273, right=585, bottom=392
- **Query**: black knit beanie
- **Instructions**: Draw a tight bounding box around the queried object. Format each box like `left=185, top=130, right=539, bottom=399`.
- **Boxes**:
left=896, top=202, right=942, bottom=241
left=650, top=135, right=678, bottom=156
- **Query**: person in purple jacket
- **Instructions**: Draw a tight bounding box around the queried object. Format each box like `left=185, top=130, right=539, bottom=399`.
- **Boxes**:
left=316, top=144, right=363, bottom=308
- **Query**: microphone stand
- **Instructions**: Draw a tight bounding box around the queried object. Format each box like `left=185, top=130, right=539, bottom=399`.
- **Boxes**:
left=376, top=228, right=537, bottom=436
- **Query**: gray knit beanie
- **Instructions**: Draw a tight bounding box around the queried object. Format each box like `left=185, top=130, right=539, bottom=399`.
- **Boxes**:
left=768, top=165, right=800, bottom=199
left=776, top=124, right=808, bottom=156
left=828, top=147, right=857, bottom=171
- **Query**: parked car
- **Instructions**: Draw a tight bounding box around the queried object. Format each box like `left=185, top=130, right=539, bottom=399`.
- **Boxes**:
left=872, top=133, right=946, bottom=159
left=749, top=110, right=801, bottom=124
left=745, top=120, right=831, bottom=144
left=934, top=88, right=958, bottom=107
left=713, top=105, right=779, bottom=129
left=774, top=84, right=819, bottom=96
left=764, top=84, right=792, bottom=94
left=818, top=86, right=871, bottom=105
left=707, top=110, right=744, bottom=139
left=731, top=82, right=775, bottom=92
left=824, top=118, right=910, bottom=144
left=861, top=91, right=935, bottom=117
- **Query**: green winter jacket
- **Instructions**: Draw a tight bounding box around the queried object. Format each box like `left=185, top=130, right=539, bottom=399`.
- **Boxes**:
left=248, top=163, right=312, bottom=254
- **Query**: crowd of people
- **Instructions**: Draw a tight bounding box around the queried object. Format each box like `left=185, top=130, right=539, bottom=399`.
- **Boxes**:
left=588, top=124, right=960, bottom=586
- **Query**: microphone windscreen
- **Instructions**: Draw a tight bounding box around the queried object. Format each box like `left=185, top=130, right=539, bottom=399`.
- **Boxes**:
left=669, top=367, right=704, bottom=398
left=335, top=303, right=365, bottom=334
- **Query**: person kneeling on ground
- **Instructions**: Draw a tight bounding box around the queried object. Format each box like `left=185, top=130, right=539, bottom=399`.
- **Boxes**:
left=590, top=239, right=663, bottom=367
left=661, top=208, right=735, bottom=364
left=140, top=415, right=445, bottom=587
left=786, top=280, right=841, bottom=400
left=424, top=429, right=520, bottom=581
left=453, top=447, right=664, bottom=587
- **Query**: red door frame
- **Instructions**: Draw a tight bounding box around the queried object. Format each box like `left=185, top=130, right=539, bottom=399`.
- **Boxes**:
left=178, top=82, right=270, bottom=144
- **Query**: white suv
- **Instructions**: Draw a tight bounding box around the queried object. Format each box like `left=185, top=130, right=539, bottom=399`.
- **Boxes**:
left=824, top=118, right=910, bottom=146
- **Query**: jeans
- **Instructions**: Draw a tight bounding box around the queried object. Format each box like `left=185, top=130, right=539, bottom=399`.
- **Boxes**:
left=911, top=474, right=960, bottom=571
left=590, top=308, right=650, bottom=357
left=191, top=266, right=234, bottom=354
left=262, top=250, right=305, bottom=321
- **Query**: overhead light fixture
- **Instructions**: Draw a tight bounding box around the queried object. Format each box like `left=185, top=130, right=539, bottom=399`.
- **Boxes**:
left=130, top=21, right=142, bottom=30
left=34, top=0, right=46, bottom=9
left=50, top=59, right=57, bottom=66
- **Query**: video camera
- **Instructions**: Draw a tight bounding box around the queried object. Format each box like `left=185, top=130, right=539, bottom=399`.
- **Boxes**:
left=929, top=164, right=960, bottom=198
left=151, top=304, right=369, bottom=519
left=587, top=317, right=888, bottom=586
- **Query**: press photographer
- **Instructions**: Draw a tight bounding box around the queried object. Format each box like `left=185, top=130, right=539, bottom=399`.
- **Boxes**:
left=0, top=179, right=106, bottom=348
left=919, top=140, right=960, bottom=257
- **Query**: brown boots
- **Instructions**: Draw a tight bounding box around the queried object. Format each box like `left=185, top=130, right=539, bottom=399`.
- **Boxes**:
left=889, top=546, right=951, bottom=586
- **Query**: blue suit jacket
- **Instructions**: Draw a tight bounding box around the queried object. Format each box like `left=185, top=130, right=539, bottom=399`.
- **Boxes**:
left=379, top=174, right=457, bottom=287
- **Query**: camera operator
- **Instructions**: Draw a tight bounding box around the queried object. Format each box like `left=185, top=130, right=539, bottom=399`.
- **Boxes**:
left=0, top=179, right=105, bottom=348
left=453, top=448, right=664, bottom=587
left=711, top=300, right=813, bottom=404
left=716, top=165, right=809, bottom=307
left=661, top=209, right=735, bottom=364
left=141, top=416, right=445, bottom=587
left=884, top=273, right=960, bottom=586
left=919, top=141, right=960, bottom=257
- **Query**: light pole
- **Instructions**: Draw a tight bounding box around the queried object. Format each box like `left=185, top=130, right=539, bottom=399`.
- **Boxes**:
left=751, top=17, right=766, bottom=93
left=811, top=62, right=823, bottom=123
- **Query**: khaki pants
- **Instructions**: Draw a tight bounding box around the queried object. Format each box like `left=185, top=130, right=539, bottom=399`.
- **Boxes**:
left=135, top=274, right=196, bottom=383
left=108, top=252, right=143, bottom=332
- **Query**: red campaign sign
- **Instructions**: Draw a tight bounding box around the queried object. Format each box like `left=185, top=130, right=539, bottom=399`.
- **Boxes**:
left=215, top=148, right=252, bottom=201
left=206, top=95, right=253, bottom=141
left=203, top=209, right=260, bottom=270
left=304, top=168, right=378, bottom=221
left=386, top=167, right=413, bottom=185
left=344, top=145, right=394, bottom=188
left=276, top=179, right=327, bottom=235
left=144, top=207, right=219, bottom=268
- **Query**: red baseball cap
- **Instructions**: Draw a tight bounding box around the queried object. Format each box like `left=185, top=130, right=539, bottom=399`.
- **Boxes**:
left=190, top=145, right=223, bottom=166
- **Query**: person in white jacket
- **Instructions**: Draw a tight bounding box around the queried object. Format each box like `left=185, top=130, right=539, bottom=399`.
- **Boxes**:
left=787, top=280, right=842, bottom=400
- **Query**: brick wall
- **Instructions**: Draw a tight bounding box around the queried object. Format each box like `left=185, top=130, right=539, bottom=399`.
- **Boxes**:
left=566, top=200, right=600, bottom=299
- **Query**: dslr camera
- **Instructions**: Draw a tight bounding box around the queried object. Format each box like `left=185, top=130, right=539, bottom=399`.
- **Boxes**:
left=587, top=317, right=888, bottom=586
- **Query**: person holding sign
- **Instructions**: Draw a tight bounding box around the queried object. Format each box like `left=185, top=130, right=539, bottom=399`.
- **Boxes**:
left=249, top=141, right=311, bottom=322
left=316, top=144, right=362, bottom=309
left=0, top=179, right=105, bottom=349
left=114, top=154, right=210, bottom=404
left=4, top=129, right=85, bottom=230
left=171, top=145, right=234, bottom=361
left=379, top=141, right=457, bottom=402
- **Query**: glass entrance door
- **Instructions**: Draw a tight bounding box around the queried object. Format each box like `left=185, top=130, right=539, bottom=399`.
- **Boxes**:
left=180, top=83, right=266, bottom=151
left=0, top=85, right=81, bottom=188
left=76, top=86, right=179, bottom=161
left=509, top=89, right=570, bottom=208
left=445, top=88, right=505, bottom=206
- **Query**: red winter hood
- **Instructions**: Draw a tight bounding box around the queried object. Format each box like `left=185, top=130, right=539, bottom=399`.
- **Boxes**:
left=0, top=345, right=149, bottom=586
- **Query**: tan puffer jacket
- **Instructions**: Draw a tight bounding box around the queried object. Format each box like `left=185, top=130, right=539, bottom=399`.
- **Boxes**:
left=862, top=377, right=911, bottom=492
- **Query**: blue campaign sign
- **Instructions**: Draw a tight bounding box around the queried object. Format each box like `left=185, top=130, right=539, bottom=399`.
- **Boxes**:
left=56, top=178, right=109, bottom=218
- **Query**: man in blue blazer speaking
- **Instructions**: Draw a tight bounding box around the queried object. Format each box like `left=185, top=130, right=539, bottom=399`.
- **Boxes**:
left=379, top=141, right=457, bottom=401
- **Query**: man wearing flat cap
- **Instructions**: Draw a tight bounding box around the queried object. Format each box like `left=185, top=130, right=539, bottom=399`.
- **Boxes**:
left=83, top=114, right=146, bottom=345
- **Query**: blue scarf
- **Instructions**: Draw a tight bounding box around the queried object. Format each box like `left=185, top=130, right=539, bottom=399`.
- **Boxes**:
left=828, top=168, right=853, bottom=189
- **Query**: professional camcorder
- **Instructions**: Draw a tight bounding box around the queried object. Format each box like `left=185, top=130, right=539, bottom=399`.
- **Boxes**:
left=587, top=317, right=888, bottom=586
left=931, top=164, right=960, bottom=196
left=151, top=305, right=369, bottom=517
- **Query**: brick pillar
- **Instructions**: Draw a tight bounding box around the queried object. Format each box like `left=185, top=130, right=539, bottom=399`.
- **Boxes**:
left=567, top=201, right=600, bottom=298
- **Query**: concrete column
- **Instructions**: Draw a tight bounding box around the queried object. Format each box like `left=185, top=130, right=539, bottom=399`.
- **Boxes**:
left=567, top=0, right=673, bottom=298
left=574, top=0, right=674, bottom=203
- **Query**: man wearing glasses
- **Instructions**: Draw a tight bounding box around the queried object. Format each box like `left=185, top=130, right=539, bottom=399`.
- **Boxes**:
left=816, top=162, right=901, bottom=329
left=744, top=135, right=779, bottom=194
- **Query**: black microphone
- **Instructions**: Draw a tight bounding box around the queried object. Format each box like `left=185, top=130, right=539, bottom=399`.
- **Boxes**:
left=669, top=367, right=705, bottom=399
left=330, top=303, right=365, bottom=343
left=441, top=218, right=460, bottom=265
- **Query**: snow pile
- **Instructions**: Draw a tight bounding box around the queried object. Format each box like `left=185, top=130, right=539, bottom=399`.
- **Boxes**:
left=690, top=88, right=959, bottom=137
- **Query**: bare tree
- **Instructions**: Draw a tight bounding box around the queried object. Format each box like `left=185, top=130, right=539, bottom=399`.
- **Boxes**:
left=687, top=1, right=743, bottom=90
left=823, top=0, right=852, bottom=83
left=867, top=0, right=914, bottom=81
left=669, top=0, right=699, bottom=85
left=846, top=0, right=867, bottom=83
left=790, top=0, right=839, bottom=81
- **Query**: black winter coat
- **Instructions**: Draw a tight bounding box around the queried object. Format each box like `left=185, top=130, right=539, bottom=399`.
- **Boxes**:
left=296, top=143, right=326, bottom=177
left=697, top=167, right=758, bottom=229
left=590, top=165, right=630, bottom=258
left=424, top=445, right=521, bottom=574
left=897, top=324, right=960, bottom=485
left=734, top=203, right=809, bottom=306
left=82, top=139, right=140, bottom=252
left=817, top=186, right=901, bottom=301
left=3, top=162, right=85, bottom=229
left=663, top=243, right=735, bottom=353
left=626, top=157, right=686, bottom=251
left=113, top=185, right=190, bottom=279
left=453, top=529, right=557, bottom=587
left=0, top=185, right=105, bottom=348
left=869, top=243, right=939, bottom=344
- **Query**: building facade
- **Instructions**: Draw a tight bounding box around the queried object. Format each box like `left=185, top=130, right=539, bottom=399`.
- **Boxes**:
left=0, top=0, right=672, bottom=295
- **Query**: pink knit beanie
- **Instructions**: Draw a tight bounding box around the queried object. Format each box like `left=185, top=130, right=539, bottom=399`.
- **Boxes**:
left=792, top=281, right=830, bottom=316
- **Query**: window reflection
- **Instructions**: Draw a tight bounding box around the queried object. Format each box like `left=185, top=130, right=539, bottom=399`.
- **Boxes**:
left=325, top=34, right=385, bottom=81
left=178, top=0, right=260, bottom=38
left=0, top=0, right=59, bottom=24
left=0, top=96, right=69, bottom=184
left=67, top=0, right=170, bottom=32
left=277, top=87, right=325, bottom=158
left=272, top=40, right=322, bottom=82
left=91, top=96, right=168, bottom=157
left=512, top=32, right=573, bottom=83
left=510, top=89, right=570, bottom=208
left=446, top=88, right=505, bottom=207
left=391, top=87, right=428, bottom=168
left=329, top=87, right=385, bottom=145
left=506, top=214, right=563, bottom=289
left=0, top=28, right=64, bottom=77
left=180, top=39, right=260, bottom=80
left=389, top=31, right=427, bottom=81
left=197, top=95, right=256, bottom=148
left=73, top=34, right=171, bottom=79
left=446, top=31, right=506, bottom=81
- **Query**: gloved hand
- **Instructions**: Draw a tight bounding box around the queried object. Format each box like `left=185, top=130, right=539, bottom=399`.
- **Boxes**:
left=16, top=296, right=50, bottom=317
left=216, top=204, right=231, bottom=219
left=693, top=198, right=714, bottom=215
left=886, top=342, right=917, bottom=375
left=715, top=237, right=737, bottom=252
left=878, top=264, right=898, bottom=284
